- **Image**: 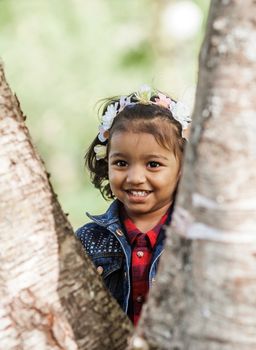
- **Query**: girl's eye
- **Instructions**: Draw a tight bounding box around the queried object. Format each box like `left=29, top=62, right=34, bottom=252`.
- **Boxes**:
left=148, top=161, right=161, bottom=168
left=114, top=160, right=127, bottom=167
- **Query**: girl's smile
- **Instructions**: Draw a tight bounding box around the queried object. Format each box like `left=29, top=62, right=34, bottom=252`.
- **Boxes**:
left=124, top=189, right=152, bottom=203
left=108, top=131, right=180, bottom=226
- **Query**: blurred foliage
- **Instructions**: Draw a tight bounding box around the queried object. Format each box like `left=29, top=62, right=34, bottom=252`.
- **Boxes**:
left=0, top=0, right=210, bottom=229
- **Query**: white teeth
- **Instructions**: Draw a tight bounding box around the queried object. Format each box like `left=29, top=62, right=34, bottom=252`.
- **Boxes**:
left=129, top=190, right=149, bottom=197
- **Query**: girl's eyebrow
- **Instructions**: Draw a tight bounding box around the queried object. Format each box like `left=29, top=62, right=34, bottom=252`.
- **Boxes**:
left=145, top=154, right=169, bottom=161
left=109, top=152, right=126, bottom=159
left=110, top=152, right=169, bottom=161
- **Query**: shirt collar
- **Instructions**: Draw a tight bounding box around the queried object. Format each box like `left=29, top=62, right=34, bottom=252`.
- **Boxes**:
left=120, top=207, right=170, bottom=249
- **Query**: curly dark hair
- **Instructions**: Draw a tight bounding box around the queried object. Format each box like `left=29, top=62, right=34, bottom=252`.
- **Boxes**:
left=85, top=91, right=187, bottom=200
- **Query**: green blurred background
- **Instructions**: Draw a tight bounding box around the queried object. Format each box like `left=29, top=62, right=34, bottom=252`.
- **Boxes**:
left=0, top=0, right=210, bottom=229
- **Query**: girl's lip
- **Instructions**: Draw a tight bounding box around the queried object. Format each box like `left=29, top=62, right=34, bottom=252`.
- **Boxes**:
left=124, top=189, right=152, bottom=192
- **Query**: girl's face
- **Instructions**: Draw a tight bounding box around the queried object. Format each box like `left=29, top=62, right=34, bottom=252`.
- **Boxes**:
left=108, top=131, right=181, bottom=220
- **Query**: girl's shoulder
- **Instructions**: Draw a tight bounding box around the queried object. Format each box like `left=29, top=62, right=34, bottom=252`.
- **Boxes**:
left=75, top=221, right=122, bottom=257
left=75, top=221, right=106, bottom=241
left=75, top=200, right=122, bottom=255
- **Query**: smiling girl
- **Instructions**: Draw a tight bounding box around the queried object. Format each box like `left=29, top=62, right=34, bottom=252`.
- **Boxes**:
left=76, top=85, right=190, bottom=325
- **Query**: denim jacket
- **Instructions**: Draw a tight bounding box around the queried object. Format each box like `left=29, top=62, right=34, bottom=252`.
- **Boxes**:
left=76, top=200, right=169, bottom=313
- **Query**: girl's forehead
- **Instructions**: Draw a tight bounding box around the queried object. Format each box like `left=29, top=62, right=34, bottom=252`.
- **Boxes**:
left=109, top=131, right=173, bottom=154
left=110, top=130, right=157, bottom=143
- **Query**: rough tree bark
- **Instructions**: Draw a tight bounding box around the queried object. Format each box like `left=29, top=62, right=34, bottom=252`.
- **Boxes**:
left=0, top=61, right=132, bottom=350
left=129, top=1, right=256, bottom=349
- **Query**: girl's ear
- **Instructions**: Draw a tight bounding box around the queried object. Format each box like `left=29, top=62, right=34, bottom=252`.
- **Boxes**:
left=182, top=124, right=191, bottom=140
left=177, top=169, right=182, bottom=182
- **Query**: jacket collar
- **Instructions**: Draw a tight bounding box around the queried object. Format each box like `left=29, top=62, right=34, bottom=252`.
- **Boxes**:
left=86, top=200, right=121, bottom=227
left=86, top=199, right=175, bottom=232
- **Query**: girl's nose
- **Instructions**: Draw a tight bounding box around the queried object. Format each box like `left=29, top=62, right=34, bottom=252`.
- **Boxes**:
left=126, top=166, right=146, bottom=185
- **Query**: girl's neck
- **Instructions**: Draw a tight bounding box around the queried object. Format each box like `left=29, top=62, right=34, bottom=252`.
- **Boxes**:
left=124, top=202, right=172, bottom=233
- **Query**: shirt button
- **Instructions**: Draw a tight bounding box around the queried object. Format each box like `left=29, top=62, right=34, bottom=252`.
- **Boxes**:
left=116, top=228, right=123, bottom=236
left=152, top=278, right=156, bottom=284
left=96, top=266, right=104, bottom=275
left=136, top=296, right=143, bottom=303
left=136, top=251, right=144, bottom=258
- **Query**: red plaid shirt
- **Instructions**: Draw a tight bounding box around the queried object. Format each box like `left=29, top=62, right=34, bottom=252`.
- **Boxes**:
left=121, top=209, right=169, bottom=326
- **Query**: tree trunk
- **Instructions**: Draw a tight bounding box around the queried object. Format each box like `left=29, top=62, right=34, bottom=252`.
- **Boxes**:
left=129, top=1, right=256, bottom=349
left=0, top=62, right=132, bottom=350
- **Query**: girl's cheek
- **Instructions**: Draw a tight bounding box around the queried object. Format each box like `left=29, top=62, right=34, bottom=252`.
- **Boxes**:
left=108, top=170, right=117, bottom=184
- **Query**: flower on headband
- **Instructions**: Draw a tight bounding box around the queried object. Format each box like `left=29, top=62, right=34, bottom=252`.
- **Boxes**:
left=169, top=100, right=191, bottom=130
left=98, top=102, right=118, bottom=142
left=98, top=96, right=132, bottom=142
left=119, top=95, right=132, bottom=111
left=94, top=144, right=107, bottom=160
left=102, top=102, right=118, bottom=129
left=98, top=126, right=110, bottom=143
left=134, top=84, right=152, bottom=104
left=155, top=93, right=172, bottom=109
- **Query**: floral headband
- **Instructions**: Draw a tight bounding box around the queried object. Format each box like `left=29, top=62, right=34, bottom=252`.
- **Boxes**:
left=94, top=85, right=191, bottom=160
